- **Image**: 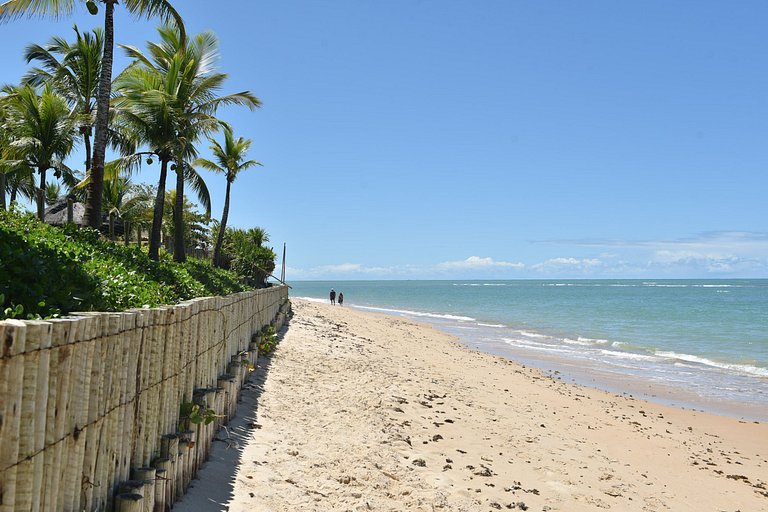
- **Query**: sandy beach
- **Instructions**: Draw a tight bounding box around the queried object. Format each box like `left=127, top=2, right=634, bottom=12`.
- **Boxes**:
left=174, top=299, right=767, bottom=511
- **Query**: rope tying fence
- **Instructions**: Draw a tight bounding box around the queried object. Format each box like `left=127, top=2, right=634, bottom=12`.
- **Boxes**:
left=0, top=286, right=289, bottom=512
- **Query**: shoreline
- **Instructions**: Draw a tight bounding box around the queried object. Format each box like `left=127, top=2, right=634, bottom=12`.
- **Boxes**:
left=175, top=299, right=767, bottom=511
left=451, top=330, right=768, bottom=423
left=299, top=294, right=768, bottom=423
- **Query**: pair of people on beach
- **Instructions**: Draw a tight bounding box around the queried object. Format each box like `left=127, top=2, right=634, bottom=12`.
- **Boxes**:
left=329, top=288, right=344, bottom=306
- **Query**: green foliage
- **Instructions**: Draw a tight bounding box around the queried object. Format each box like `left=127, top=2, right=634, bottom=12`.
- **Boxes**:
left=181, top=258, right=244, bottom=296
left=219, top=227, right=276, bottom=288
left=0, top=293, right=57, bottom=320
left=258, top=324, right=277, bottom=354
left=0, top=209, right=249, bottom=317
left=179, top=400, right=218, bottom=431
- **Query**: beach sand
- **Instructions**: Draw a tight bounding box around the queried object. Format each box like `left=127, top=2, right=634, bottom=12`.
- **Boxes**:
left=174, top=299, right=767, bottom=511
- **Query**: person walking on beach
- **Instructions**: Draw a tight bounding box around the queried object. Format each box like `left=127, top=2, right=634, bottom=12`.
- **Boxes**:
left=338, top=292, right=344, bottom=306
left=329, top=288, right=336, bottom=305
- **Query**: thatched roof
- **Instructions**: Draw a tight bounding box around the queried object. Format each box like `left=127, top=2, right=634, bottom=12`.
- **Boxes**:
left=44, top=200, right=87, bottom=226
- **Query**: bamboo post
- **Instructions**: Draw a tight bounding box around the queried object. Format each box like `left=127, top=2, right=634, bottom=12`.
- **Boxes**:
left=60, top=316, right=90, bottom=511
left=155, top=469, right=168, bottom=512
left=41, top=318, right=77, bottom=511
left=132, top=467, right=156, bottom=512
left=182, top=302, right=194, bottom=409
left=0, top=320, right=26, bottom=512
left=159, top=435, right=178, bottom=507
left=119, top=479, right=145, bottom=497
left=203, top=388, right=217, bottom=459
left=115, top=492, right=144, bottom=512
left=115, top=312, right=137, bottom=488
left=201, top=300, right=213, bottom=389
left=157, top=309, right=172, bottom=451
left=143, top=308, right=165, bottom=466
left=188, top=300, right=201, bottom=392
left=123, top=309, right=145, bottom=481
left=92, top=315, right=113, bottom=511
left=216, top=375, right=231, bottom=423
left=15, top=320, right=52, bottom=512
left=98, top=313, right=124, bottom=511
left=151, top=459, right=170, bottom=512
left=175, top=437, right=190, bottom=500
left=80, top=313, right=108, bottom=511
left=165, top=309, right=179, bottom=436
left=132, top=309, right=153, bottom=469
left=39, top=321, right=59, bottom=512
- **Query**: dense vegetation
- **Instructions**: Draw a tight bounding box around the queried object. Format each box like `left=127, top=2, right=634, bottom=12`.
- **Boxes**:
left=0, top=2, right=280, bottom=320
left=0, top=209, right=248, bottom=319
left=0, top=2, right=268, bottom=265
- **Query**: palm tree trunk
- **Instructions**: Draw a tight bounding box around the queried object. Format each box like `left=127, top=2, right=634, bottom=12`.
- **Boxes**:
left=37, top=167, right=46, bottom=221
left=124, top=220, right=130, bottom=245
left=84, top=0, right=116, bottom=229
left=148, top=159, right=169, bottom=261
left=0, top=172, right=6, bottom=211
left=109, top=213, right=115, bottom=239
left=82, top=127, right=92, bottom=177
left=213, top=180, right=231, bottom=268
left=173, top=162, right=186, bottom=262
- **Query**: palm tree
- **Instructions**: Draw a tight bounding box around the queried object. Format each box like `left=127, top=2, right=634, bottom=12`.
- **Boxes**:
left=23, top=25, right=102, bottom=175
left=195, top=127, right=262, bottom=267
left=0, top=84, right=76, bottom=220
left=0, top=0, right=185, bottom=228
left=119, top=182, right=154, bottom=245
left=102, top=175, right=131, bottom=239
left=116, top=25, right=259, bottom=261
left=163, top=188, right=210, bottom=254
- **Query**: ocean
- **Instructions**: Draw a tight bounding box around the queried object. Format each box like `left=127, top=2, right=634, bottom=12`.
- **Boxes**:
left=289, top=279, right=768, bottom=421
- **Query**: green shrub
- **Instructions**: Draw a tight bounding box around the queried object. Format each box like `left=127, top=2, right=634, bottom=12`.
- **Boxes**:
left=0, top=210, right=250, bottom=317
left=219, top=227, right=276, bottom=288
left=258, top=325, right=277, bottom=354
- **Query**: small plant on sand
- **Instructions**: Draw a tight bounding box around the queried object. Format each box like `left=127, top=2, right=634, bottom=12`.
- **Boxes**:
left=259, top=324, right=277, bottom=354
left=178, top=400, right=218, bottom=432
left=237, top=350, right=255, bottom=372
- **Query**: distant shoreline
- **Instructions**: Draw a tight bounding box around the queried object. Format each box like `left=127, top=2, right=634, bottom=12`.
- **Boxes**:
left=289, top=278, right=768, bottom=423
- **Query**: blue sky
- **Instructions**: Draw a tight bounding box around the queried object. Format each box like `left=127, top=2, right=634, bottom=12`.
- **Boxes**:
left=1, top=1, right=767, bottom=279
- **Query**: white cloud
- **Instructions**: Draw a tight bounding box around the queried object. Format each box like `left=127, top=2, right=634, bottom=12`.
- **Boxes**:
left=643, top=232, right=768, bottom=275
left=531, top=257, right=603, bottom=273
left=280, top=232, right=768, bottom=280
left=531, top=231, right=768, bottom=277
left=437, top=256, right=525, bottom=270
left=280, top=262, right=407, bottom=279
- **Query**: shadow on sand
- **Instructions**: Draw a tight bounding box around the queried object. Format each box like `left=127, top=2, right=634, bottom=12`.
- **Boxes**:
left=171, top=321, right=289, bottom=511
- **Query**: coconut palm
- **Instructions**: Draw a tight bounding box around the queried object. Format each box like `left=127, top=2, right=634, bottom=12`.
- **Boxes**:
left=102, top=175, right=131, bottom=239
left=23, top=25, right=102, bottom=175
left=163, top=188, right=210, bottom=254
left=116, top=25, right=259, bottom=261
left=0, top=0, right=185, bottom=229
left=0, top=84, right=77, bottom=220
left=0, top=90, right=37, bottom=209
left=119, top=182, right=154, bottom=245
left=194, top=127, right=262, bottom=267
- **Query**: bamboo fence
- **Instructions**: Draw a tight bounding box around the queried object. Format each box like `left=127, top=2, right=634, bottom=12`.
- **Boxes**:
left=0, top=286, right=290, bottom=512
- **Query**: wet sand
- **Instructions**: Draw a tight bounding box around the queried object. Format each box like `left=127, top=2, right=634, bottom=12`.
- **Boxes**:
left=174, top=299, right=768, bottom=511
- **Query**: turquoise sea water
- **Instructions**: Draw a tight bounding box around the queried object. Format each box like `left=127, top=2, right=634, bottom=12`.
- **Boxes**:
left=289, top=280, right=768, bottom=421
